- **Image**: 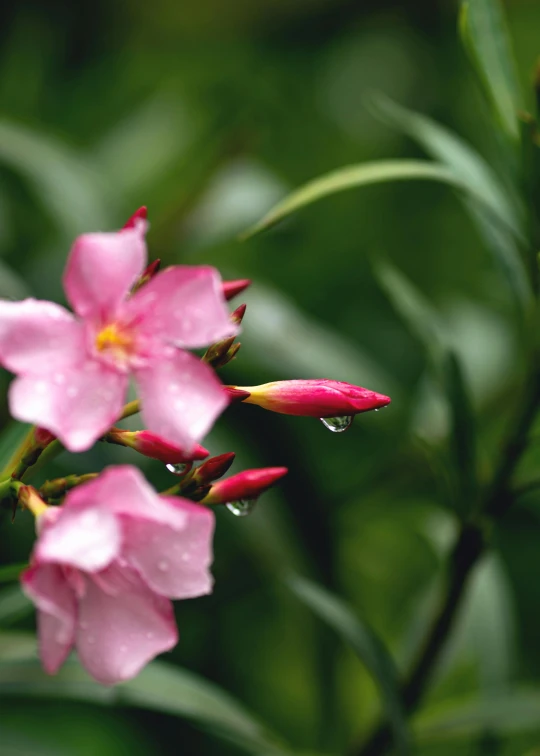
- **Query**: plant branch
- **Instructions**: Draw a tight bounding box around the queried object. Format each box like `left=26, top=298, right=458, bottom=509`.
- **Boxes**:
left=352, top=351, right=540, bottom=756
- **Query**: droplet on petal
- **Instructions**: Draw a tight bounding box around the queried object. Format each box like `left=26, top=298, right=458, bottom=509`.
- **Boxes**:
left=225, top=499, right=257, bottom=517
left=165, top=462, right=188, bottom=475
left=158, top=560, right=169, bottom=572
left=320, top=416, right=353, bottom=432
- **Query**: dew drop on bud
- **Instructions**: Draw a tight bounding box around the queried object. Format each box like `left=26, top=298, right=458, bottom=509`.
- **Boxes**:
left=166, top=462, right=188, bottom=475
left=320, top=416, right=353, bottom=432
left=225, top=499, right=257, bottom=517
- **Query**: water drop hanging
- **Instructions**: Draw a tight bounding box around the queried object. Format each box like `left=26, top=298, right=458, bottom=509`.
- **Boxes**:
left=226, top=499, right=257, bottom=517
left=320, top=416, right=353, bottom=432
left=166, top=462, right=188, bottom=475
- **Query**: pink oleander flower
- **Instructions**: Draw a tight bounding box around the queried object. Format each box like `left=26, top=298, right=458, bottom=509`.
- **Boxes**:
left=227, top=379, right=391, bottom=417
left=0, top=209, right=237, bottom=452
left=21, top=466, right=214, bottom=685
left=202, top=466, right=288, bottom=505
left=107, top=428, right=209, bottom=464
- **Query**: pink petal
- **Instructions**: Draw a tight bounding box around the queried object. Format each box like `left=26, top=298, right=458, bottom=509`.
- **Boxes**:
left=122, top=497, right=215, bottom=599
left=65, top=465, right=185, bottom=526
left=0, top=299, right=84, bottom=377
left=76, top=563, right=177, bottom=685
left=9, top=360, right=128, bottom=452
left=36, top=505, right=121, bottom=572
left=127, top=266, right=237, bottom=349
left=135, top=349, right=228, bottom=451
left=63, top=225, right=147, bottom=323
left=21, top=564, right=76, bottom=675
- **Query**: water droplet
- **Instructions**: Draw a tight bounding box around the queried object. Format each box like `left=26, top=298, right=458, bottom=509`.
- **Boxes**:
left=120, top=644, right=128, bottom=653
left=87, top=635, right=96, bottom=645
left=181, top=553, right=191, bottom=562
left=79, top=620, right=88, bottom=630
left=158, top=559, right=169, bottom=572
left=166, top=462, right=188, bottom=475
left=226, top=499, right=257, bottom=517
left=320, top=416, right=353, bottom=432
left=146, top=632, right=154, bottom=640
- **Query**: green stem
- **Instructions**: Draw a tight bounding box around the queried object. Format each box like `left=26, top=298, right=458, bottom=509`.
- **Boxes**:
left=352, top=353, right=540, bottom=756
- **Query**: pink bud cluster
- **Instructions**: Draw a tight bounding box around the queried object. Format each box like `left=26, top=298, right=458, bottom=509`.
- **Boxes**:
left=0, top=208, right=391, bottom=685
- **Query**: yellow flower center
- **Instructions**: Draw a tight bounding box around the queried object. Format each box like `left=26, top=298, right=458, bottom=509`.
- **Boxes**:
left=95, top=324, right=134, bottom=360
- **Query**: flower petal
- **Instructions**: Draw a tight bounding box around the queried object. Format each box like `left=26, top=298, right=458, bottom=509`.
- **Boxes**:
left=63, top=225, right=147, bottom=322
left=9, top=361, right=128, bottom=452
left=65, top=465, right=186, bottom=527
left=36, top=506, right=121, bottom=572
left=21, top=564, right=76, bottom=675
left=135, top=349, right=228, bottom=451
left=76, top=564, right=177, bottom=685
left=127, top=266, right=237, bottom=348
left=122, top=497, right=215, bottom=599
left=0, top=299, right=84, bottom=377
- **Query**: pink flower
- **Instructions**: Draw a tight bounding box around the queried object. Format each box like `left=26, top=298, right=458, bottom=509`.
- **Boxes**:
left=106, top=428, right=209, bottom=464
left=226, top=379, right=391, bottom=417
left=0, top=211, right=237, bottom=451
left=21, top=466, right=214, bottom=685
left=202, top=466, right=288, bottom=504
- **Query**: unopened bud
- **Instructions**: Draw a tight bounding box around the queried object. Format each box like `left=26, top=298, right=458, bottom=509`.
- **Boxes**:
left=122, top=206, right=148, bottom=229
left=132, top=258, right=161, bottom=293
left=225, top=387, right=251, bottom=403
left=203, top=336, right=236, bottom=367
left=230, top=303, right=247, bottom=325
left=105, top=428, right=209, bottom=464
left=194, top=452, right=236, bottom=485
left=222, top=279, right=251, bottom=301
left=202, top=466, right=288, bottom=505
left=228, top=379, right=391, bottom=417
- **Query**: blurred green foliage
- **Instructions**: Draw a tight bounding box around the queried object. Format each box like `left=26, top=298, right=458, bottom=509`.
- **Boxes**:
left=1, top=0, right=540, bottom=754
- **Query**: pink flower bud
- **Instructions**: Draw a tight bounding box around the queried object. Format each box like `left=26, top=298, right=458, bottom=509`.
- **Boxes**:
left=226, top=387, right=251, bottom=403
left=222, top=279, right=251, bottom=301
left=122, top=206, right=148, bottom=229
left=202, top=467, right=288, bottom=505
left=230, top=303, right=247, bottom=325
left=132, top=258, right=162, bottom=293
left=229, top=379, right=391, bottom=417
left=195, top=452, right=236, bottom=485
left=107, top=429, right=209, bottom=464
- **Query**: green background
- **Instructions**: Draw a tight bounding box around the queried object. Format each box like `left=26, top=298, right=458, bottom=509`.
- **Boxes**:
left=1, top=0, right=540, bottom=753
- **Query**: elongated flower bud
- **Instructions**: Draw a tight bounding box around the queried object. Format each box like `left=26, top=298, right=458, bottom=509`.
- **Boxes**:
left=227, top=379, right=390, bottom=417
left=222, top=279, right=251, bottom=301
left=194, top=452, right=236, bottom=485
left=230, top=304, right=247, bottom=325
left=132, top=259, right=161, bottom=293
left=202, top=467, right=288, bottom=505
left=105, top=429, right=209, bottom=464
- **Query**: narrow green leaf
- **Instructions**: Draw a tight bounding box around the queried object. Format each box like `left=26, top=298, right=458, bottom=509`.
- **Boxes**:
left=0, top=657, right=292, bottom=756
left=0, top=563, right=26, bottom=583
left=0, top=422, right=31, bottom=474
left=369, top=94, right=531, bottom=311
left=242, top=160, right=501, bottom=238
left=370, top=94, right=523, bottom=238
left=373, top=258, right=447, bottom=367
left=443, top=351, right=478, bottom=517
left=287, top=575, right=410, bottom=756
left=459, top=0, right=522, bottom=142
left=414, top=687, right=540, bottom=742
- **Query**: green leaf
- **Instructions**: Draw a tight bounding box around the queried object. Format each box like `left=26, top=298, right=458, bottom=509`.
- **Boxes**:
left=414, top=687, right=540, bottom=742
left=443, top=351, right=478, bottom=517
left=0, top=656, right=292, bottom=756
left=0, top=422, right=31, bottom=474
left=459, top=0, right=522, bottom=142
left=373, top=258, right=447, bottom=367
left=242, top=159, right=504, bottom=238
left=369, top=94, right=530, bottom=311
left=287, top=574, right=410, bottom=756
left=0, top=563, right=26, bottom=583
left=0, top=631, right=37, bottom=662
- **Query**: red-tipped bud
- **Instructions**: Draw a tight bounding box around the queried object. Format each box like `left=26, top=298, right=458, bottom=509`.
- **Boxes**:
left=230, top=303, right=247, bottom=325
left=132, top=258, right=161, bottom=293
left=194, top=452, right=236, bottom=485
left=106, top=428, right=209, bottom=464
left=204, top=336, right=236, bottom=367
left=229, top=379, right=391, bottom=417
left=225, top=387, right=251, bottom=403
left=222, top=279, right=251, bottom=301
left=122, top=206, right=148, bottom=229
left=34, top=428, right=56, bottom=449
left=202, top=467, right=288, bottom=505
